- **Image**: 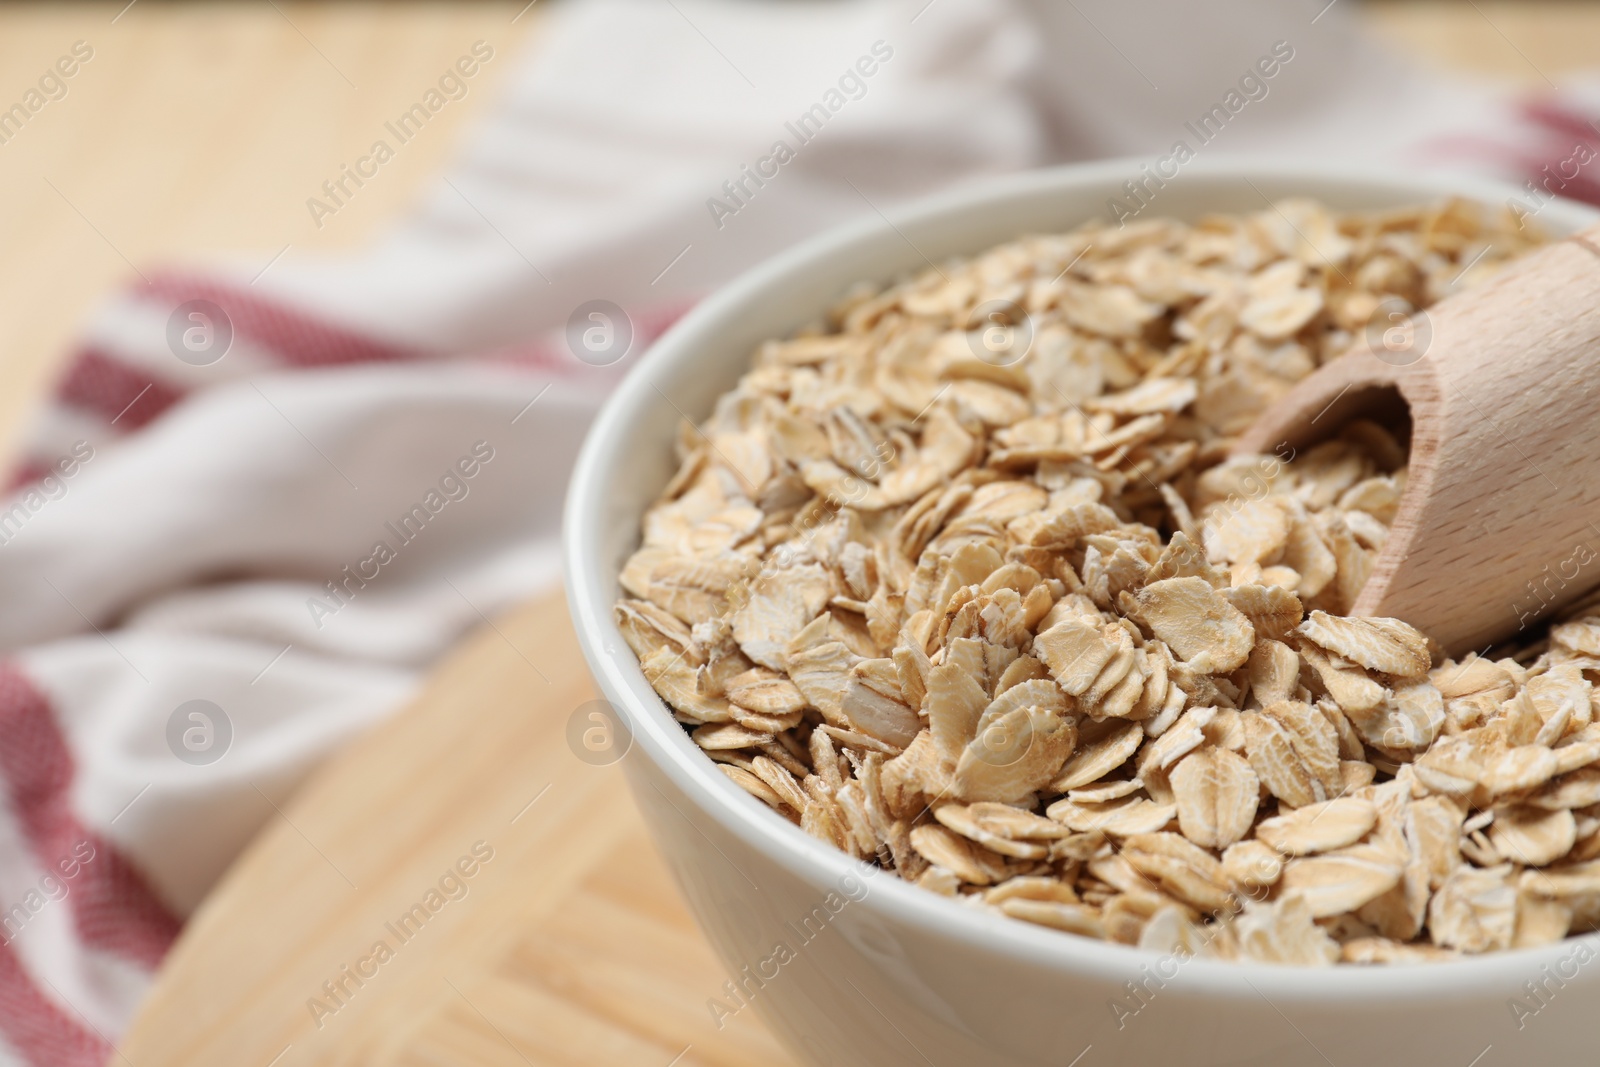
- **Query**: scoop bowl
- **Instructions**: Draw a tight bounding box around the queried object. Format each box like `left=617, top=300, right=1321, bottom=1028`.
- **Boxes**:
left=564, top=158, right=1600, bottom=1067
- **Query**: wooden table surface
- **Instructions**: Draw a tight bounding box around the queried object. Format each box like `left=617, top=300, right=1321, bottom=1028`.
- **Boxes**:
left=0, top=3, right=1593, bottom=1065
left=122, top=586, right=793, bottom=1067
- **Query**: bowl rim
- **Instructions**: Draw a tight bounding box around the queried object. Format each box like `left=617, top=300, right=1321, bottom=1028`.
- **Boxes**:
left=565, top=155, right=1600, bottom=1001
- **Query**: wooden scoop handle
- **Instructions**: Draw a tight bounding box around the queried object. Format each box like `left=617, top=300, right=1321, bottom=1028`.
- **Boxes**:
left=1233, top=222, right=1600, bottom=656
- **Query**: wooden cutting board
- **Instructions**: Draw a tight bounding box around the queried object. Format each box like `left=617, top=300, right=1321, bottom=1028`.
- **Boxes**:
left=119, top=588, right=797, bottom=1067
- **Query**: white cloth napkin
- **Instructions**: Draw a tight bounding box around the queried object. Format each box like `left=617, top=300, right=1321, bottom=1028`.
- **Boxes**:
left=0, top=1, right=1589, bottom=1062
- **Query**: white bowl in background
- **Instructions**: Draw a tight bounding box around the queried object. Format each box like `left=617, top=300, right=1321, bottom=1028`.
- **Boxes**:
left=564, top=158, right=1600, bottom=1067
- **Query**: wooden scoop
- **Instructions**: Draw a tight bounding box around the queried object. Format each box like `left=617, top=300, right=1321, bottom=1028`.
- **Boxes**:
left=1233, top=224, right=1600, bottom=657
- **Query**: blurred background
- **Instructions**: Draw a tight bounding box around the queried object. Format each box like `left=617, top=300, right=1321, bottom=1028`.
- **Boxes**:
left=1, top=3, right=1599, bottom=1066
left=4, top=1, right=1598, bottom=449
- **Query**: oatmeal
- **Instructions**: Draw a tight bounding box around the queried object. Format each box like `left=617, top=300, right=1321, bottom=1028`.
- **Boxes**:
left=615, top=198, right=1600, bottom=963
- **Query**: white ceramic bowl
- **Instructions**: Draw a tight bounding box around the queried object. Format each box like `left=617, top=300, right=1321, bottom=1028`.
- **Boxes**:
left=565, top=159, right=1600, bottom=1067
